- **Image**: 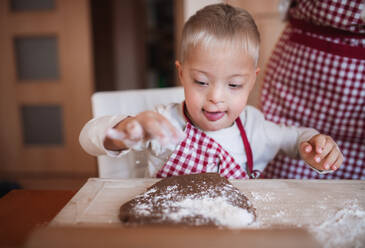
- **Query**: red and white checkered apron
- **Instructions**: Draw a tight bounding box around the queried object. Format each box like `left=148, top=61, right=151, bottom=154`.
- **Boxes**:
left=156, top=111, right=256, bottom=179
left=261, top=0, right=365, bottom=179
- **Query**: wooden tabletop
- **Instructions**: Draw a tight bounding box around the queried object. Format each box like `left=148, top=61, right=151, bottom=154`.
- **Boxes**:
left=50, top=178, right=365, bottom=248
left=0, top=187, right=320, bottom=248
left=0, top=189, right=75, bottom=248
left=1, top=179, right=365, bottom=248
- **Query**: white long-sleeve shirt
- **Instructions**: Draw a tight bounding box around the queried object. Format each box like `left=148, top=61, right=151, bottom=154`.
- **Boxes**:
left=79, top=103, right=320, bottom=177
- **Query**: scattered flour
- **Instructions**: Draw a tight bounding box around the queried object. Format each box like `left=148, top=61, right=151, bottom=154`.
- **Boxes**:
left=272, top=210, right=286, bottom=218
left=308, top=200, right=365, bottom=248
left=318, top=204, right=327, bottom=210
left=128, top=184, right=365, bottom=248
left=150, top=138, right=176, bottom=155
left=250, top=192, right=275, bottom=202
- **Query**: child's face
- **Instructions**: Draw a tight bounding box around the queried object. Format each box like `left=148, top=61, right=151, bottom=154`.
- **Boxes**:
left=176, top=42, right=259, bottom=131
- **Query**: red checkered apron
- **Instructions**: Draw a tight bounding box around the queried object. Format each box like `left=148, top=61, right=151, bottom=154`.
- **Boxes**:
left=156, top=105, right=257, bottom=179
left=261, top=0, right=365, bottom=179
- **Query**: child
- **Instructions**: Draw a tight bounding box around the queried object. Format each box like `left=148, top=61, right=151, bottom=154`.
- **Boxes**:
left=79, top=4, right=343, bottom=179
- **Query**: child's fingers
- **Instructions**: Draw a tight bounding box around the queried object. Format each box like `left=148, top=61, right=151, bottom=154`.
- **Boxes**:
left=299, top=142, right=317, bottom=166
left=105, top=118, right=146, bottom=149
left=124, top=120, right=144, bottom=140
left=312, top=134, right=327, bottom=154
left=141, top=115, right=172, bottom=144
left=152, top=117, right=185, bottom=145
left=135, top=112, right=164, bottom=140
left=331, top=153, right=344, bottom=170
left=111, top=117, right=144, bottom=141
left=301, top=134, right=343, bottom=172
left=138, top=111, right=184, bottom=145
left=104, top=128, right=128, bottom=150
left=106, top=128, right=126, bottom=141
left=161, top=121, right=185, bottom=143
left=314, top=137, right=334, bottom=162
left=321, top=149, right=339, bottom=170
left=300, top=141, right=312, bottom=153
left=140, top=117, right=161, bottom=137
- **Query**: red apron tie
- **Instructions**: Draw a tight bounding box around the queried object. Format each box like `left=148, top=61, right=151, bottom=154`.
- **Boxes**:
left=289, top=18, right=365, bottom=60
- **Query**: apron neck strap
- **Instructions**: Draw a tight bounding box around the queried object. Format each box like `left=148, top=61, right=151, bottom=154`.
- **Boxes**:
left=183, top=101, right=193, bottom=125
left=235, top=117, right=255, bottom=178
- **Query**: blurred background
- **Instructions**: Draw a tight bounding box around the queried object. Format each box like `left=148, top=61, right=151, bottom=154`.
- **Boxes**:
left=0, top=0, right=285, bottom=192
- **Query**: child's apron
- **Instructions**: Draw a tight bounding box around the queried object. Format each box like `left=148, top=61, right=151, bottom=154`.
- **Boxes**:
left=261, top=0, right=365, bottom=179
left=156, top=106, right=258, bottom=179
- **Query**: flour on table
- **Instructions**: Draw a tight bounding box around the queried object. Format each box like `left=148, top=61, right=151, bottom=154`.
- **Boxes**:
left=250, top=192, right=275, bottom=202
left=308, top=200, right=365, bottom=248
left=272, top=210, right=286, bottom=218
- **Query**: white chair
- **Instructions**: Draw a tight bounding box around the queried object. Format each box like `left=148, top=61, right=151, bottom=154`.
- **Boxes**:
left=91, top=86, right=185, bottom=178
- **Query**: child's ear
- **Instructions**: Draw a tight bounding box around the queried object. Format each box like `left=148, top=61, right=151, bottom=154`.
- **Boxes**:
left=175, top=60, right=183, bottom=82
left=255, top=67, right=260, bottom=75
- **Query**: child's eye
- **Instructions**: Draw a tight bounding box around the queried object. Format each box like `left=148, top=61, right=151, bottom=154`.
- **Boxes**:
left=228, top=83, right=242, bottom=88
left=194, top=80, right=208, bottom=86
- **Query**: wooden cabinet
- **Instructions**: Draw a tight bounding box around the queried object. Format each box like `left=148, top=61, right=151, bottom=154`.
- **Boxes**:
left=0, top=0, right=97, bottom=190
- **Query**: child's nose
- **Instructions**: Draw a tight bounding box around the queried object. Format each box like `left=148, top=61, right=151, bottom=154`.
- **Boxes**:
left=208, top=85, right=224, bottom=104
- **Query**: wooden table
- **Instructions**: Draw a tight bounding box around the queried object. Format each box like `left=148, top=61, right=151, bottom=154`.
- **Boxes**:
left=49, top=178, right=365, bottom=248
left=1, top=179, right=365, bottom=248
left=0, top=190, right=75, bottom=248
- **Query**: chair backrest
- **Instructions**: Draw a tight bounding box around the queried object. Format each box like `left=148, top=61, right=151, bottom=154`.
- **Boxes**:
left=91, top=87, right=184, bottom=178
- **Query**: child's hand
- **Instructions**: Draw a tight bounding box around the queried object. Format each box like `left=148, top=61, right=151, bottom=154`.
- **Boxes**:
left=299, top=134, right=343, bottom=172
left=104, top=111, right=185, bottom=151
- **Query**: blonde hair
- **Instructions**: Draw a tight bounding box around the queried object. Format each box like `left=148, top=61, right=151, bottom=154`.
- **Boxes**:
left=180, top=4, right=260, bottom=66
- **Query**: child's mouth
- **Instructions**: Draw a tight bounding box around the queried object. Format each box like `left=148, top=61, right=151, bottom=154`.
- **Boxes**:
left=203, top=110, right=225, bottom=121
